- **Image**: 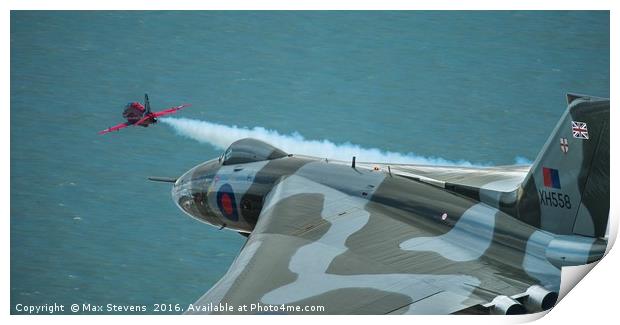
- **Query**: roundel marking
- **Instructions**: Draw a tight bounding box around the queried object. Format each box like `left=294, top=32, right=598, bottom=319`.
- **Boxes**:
left=216, top=183, right=238, bottom=221
left=221, top=193, right=233, bottom=216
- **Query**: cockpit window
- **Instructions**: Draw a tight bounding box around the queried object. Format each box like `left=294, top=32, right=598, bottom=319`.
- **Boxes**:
left=221, top=138, right=288, bottom=165
left=224, top=147, right=233, bottom=161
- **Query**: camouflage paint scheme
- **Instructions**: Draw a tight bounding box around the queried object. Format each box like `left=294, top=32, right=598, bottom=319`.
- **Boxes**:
left=168, top=94, right=609, bottom=314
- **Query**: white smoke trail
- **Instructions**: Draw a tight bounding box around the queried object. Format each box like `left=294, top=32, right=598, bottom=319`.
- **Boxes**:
left=514, top=156, right=533, bottom=165
left=161, top=117, right=487, bottom=166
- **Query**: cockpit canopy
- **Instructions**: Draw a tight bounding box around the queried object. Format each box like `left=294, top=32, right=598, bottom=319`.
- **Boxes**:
left=221, top=138, right=288, bottom=165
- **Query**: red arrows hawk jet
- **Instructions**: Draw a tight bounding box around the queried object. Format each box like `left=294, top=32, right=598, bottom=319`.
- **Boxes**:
left=98, top=94, right=190, bottom=135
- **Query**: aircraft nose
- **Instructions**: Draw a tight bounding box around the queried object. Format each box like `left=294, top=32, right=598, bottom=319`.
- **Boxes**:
left=171, top=159, right=221, bottom=226
left=171, top=170, right=196, bottom=217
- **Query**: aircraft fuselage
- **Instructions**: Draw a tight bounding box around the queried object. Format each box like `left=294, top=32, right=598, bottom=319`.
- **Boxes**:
left=171, top=139, right=604, bottom=283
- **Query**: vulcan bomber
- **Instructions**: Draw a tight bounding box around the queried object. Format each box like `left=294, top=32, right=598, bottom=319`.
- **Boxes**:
left=153, top=94, right=609, bottom=314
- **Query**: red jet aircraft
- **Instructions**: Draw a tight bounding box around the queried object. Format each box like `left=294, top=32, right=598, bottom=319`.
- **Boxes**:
left=99, top=94, right=190, bottom=135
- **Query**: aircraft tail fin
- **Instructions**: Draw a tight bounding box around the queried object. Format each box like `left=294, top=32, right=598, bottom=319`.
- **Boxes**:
left=145, top=93, right=151, bottom=114
left=515, top=94, right=609, bottom=238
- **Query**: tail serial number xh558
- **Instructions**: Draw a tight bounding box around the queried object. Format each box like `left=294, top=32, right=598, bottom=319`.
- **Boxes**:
left=150, top=94, right=609, bottom=315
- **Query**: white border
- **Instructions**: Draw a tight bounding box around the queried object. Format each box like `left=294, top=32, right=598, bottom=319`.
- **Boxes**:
left=2, top=0, right=617, bottom=10
left=3, top=1, right=617, bottom=325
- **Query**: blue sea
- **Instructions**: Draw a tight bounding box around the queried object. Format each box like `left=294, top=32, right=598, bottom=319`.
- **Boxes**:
left=10, top=11, right=609, bottom=314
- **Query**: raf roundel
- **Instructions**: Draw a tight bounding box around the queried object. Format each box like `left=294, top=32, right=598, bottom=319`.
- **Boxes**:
left=216, top=183, right=239, bottom=222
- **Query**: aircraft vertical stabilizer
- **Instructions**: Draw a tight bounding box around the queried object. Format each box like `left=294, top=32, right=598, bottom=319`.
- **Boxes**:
left=516, top=95, right=609, bottom=237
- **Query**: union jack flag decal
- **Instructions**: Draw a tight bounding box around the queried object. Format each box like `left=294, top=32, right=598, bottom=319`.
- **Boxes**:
left=571, top=121, right=589, bottom=139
